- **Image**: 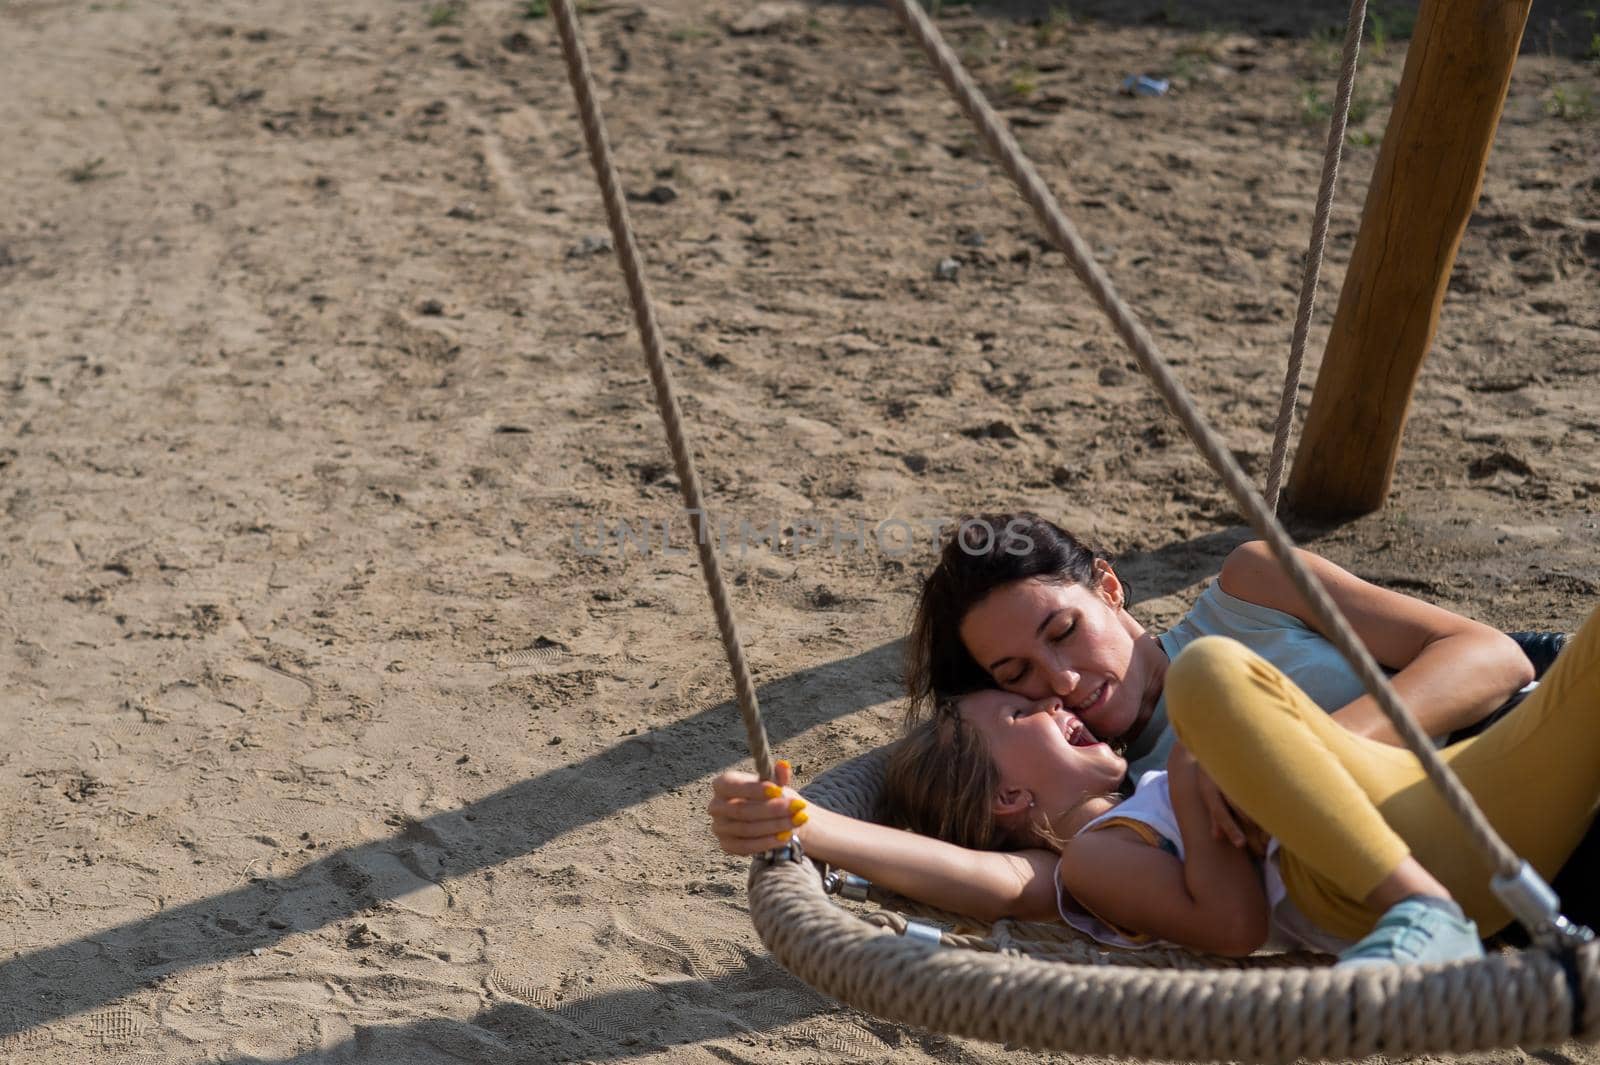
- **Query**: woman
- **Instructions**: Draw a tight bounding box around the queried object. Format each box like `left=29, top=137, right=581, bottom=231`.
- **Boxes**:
left=708, top=513, right=1568, bottom=958
left=905, top=513, right=1533, bottom=782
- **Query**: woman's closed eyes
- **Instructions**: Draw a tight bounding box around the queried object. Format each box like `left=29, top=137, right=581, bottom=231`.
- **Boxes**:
left=1001, top=621, right=1077, bottom=685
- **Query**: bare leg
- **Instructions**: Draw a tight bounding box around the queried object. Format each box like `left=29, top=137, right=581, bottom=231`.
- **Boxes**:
left=1365, top=857, right=1451, bottom=912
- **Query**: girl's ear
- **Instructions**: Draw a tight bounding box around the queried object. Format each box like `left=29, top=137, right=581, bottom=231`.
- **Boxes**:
left=993, top=786, right=1032, bottom=819
left=1094, top=560, right=1125, bottom=611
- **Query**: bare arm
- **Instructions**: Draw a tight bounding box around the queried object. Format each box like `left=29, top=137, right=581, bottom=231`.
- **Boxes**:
left=1056, top=767, right=1267, bottom=946
left=708, top=768, right=1060, bottom=923
left=800, top=805, right=1061, bottom=923
left=1060, top=758, right=1269, bottom=956
left=1218, top=540, right=1533, bottom=744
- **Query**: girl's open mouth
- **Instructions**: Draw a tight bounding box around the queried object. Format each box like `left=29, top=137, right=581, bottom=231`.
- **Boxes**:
left=1059, top=711, right=1104, bottom=748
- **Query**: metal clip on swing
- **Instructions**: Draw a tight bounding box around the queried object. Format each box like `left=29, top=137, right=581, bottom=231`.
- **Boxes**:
left=1493, top=861, right=1595, bottom=951
left=821, top=871, right=944, bottom=946
left=767, top=836, right=807, bottom=866
left=822, top=868, right=872, bottom=901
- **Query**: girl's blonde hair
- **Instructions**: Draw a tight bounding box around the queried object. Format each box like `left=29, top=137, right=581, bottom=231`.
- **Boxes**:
left=882, top=694, right=1129, bottom=853
left=883, top=695, right=1017, bottom=852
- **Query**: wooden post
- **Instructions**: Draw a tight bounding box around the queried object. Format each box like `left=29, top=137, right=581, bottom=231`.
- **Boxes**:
left=1285, top=0, right=1531, bottom=519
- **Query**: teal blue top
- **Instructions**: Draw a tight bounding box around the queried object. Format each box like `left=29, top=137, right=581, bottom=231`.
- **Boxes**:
left=1123, top=581, right=1374, bottom=778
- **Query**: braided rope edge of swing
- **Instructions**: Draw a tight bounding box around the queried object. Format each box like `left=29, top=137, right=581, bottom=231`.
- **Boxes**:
left=751, top=851, right=1597, bottom=1060
left=749, top=746, right=1599, bottom=1061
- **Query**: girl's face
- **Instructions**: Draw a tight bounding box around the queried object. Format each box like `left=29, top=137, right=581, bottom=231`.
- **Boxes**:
left=956, top=568, right=1165, bottom=743
left=958, top=690, right=1127, bottom=819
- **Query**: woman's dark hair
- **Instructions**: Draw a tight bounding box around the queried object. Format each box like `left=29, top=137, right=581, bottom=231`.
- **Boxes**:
left=904, top=512, right=1121, bottom=725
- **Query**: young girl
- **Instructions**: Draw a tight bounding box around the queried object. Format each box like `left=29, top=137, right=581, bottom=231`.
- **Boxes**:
left=714, top=605, right=1600, bottom=961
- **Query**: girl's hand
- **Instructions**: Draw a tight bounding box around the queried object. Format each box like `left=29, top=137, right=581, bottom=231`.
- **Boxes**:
left=706, top=759, right=810, bottom=856
left=1194, top=766, right=1251, bottom=848
left=1169, top=743, right=1259, bottom=850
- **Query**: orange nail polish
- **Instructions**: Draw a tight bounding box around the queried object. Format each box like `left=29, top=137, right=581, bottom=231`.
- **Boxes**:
left=788, top=799, right=807, bottom=814
left=775, top=830, right=792, bottom=843
left=763, top=784, right=782, bottom=799
left=777, top=759, right=791, bottom=772
left=791, top=811, right=809, bottom=827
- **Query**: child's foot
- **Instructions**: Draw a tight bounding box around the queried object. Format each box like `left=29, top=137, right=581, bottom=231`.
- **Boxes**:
left=1336, top=897, right=1484, bottom=968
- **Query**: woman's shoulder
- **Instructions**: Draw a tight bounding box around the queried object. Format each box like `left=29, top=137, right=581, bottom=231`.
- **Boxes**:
left=1175, top=543, right=1316, bottom=635
left=1161, top=582, right=1309, bottom=650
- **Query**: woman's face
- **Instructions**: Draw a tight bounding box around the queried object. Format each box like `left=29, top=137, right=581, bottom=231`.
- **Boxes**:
left=958, top=689, right=1127, bottom=817
left=957, top=569, right=1163, bottom=743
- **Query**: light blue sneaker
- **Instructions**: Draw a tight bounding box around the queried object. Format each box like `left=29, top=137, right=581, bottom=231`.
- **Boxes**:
left=1336, top=897, right=1484, bottom=968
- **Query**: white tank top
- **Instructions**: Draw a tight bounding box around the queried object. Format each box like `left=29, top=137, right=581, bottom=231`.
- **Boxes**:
left=1055, top=770, right=1353, bottom=955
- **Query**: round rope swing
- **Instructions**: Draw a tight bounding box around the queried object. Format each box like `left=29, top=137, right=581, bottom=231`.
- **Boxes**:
left=549, top=0, right=1600, bottom=1058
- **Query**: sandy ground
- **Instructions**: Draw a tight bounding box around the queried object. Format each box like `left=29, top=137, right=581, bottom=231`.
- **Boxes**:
left=1, top=0, right=1598, bottom=1061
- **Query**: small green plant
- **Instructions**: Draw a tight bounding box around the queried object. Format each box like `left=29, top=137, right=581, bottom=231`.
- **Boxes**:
left=1368, top=11, right=1391, bottom=56
left=1309, top=23, right=1343, bottom=70
left=1168, top=53, right=1202, bottom=83
left=1034, top=5, right=1073, bottom=46
left=1382, top=4, right=1417, bottom=38
left=1299, top=82, right=1387, bottom=130
left=426, top=3, right=461, bottom=27
left=1365, top=6, right=1416, bottom=57
left=1298, top=84, right=1332, bottom=125
left=521, top=0, right=547, bottom=17
left=1347, top=128, right=1378, bottom=147
left=1582, top=8, right=1599, bottom=59
left=1347, top=88, right=1379, bottom=126
left=65, top=157, right=118, bottom=183
left=1546, top=83, right=1596, bottom=120
left=1007, top=64, right=1039, bottom=98
left=668, top=24, right=713, bottom=42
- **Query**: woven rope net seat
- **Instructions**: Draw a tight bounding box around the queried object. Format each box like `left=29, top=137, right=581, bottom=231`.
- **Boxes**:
left=741, top=745, right=1600, bottom=1061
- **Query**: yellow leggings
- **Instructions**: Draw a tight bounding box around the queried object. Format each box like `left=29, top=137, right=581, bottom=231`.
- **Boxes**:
left=1166, top=605, right=1600, bottom=940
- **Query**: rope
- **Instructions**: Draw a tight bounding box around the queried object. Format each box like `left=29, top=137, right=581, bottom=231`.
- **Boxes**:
left=550, top=0, right=774, bottom=781
left=749, top=840, right=1597, bottom=1059
left=863, top=911, right=1001, bottom=952
left=1264, top=0, right=1369, bottom=511
left=880, top=0, right=1528, bottom=889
